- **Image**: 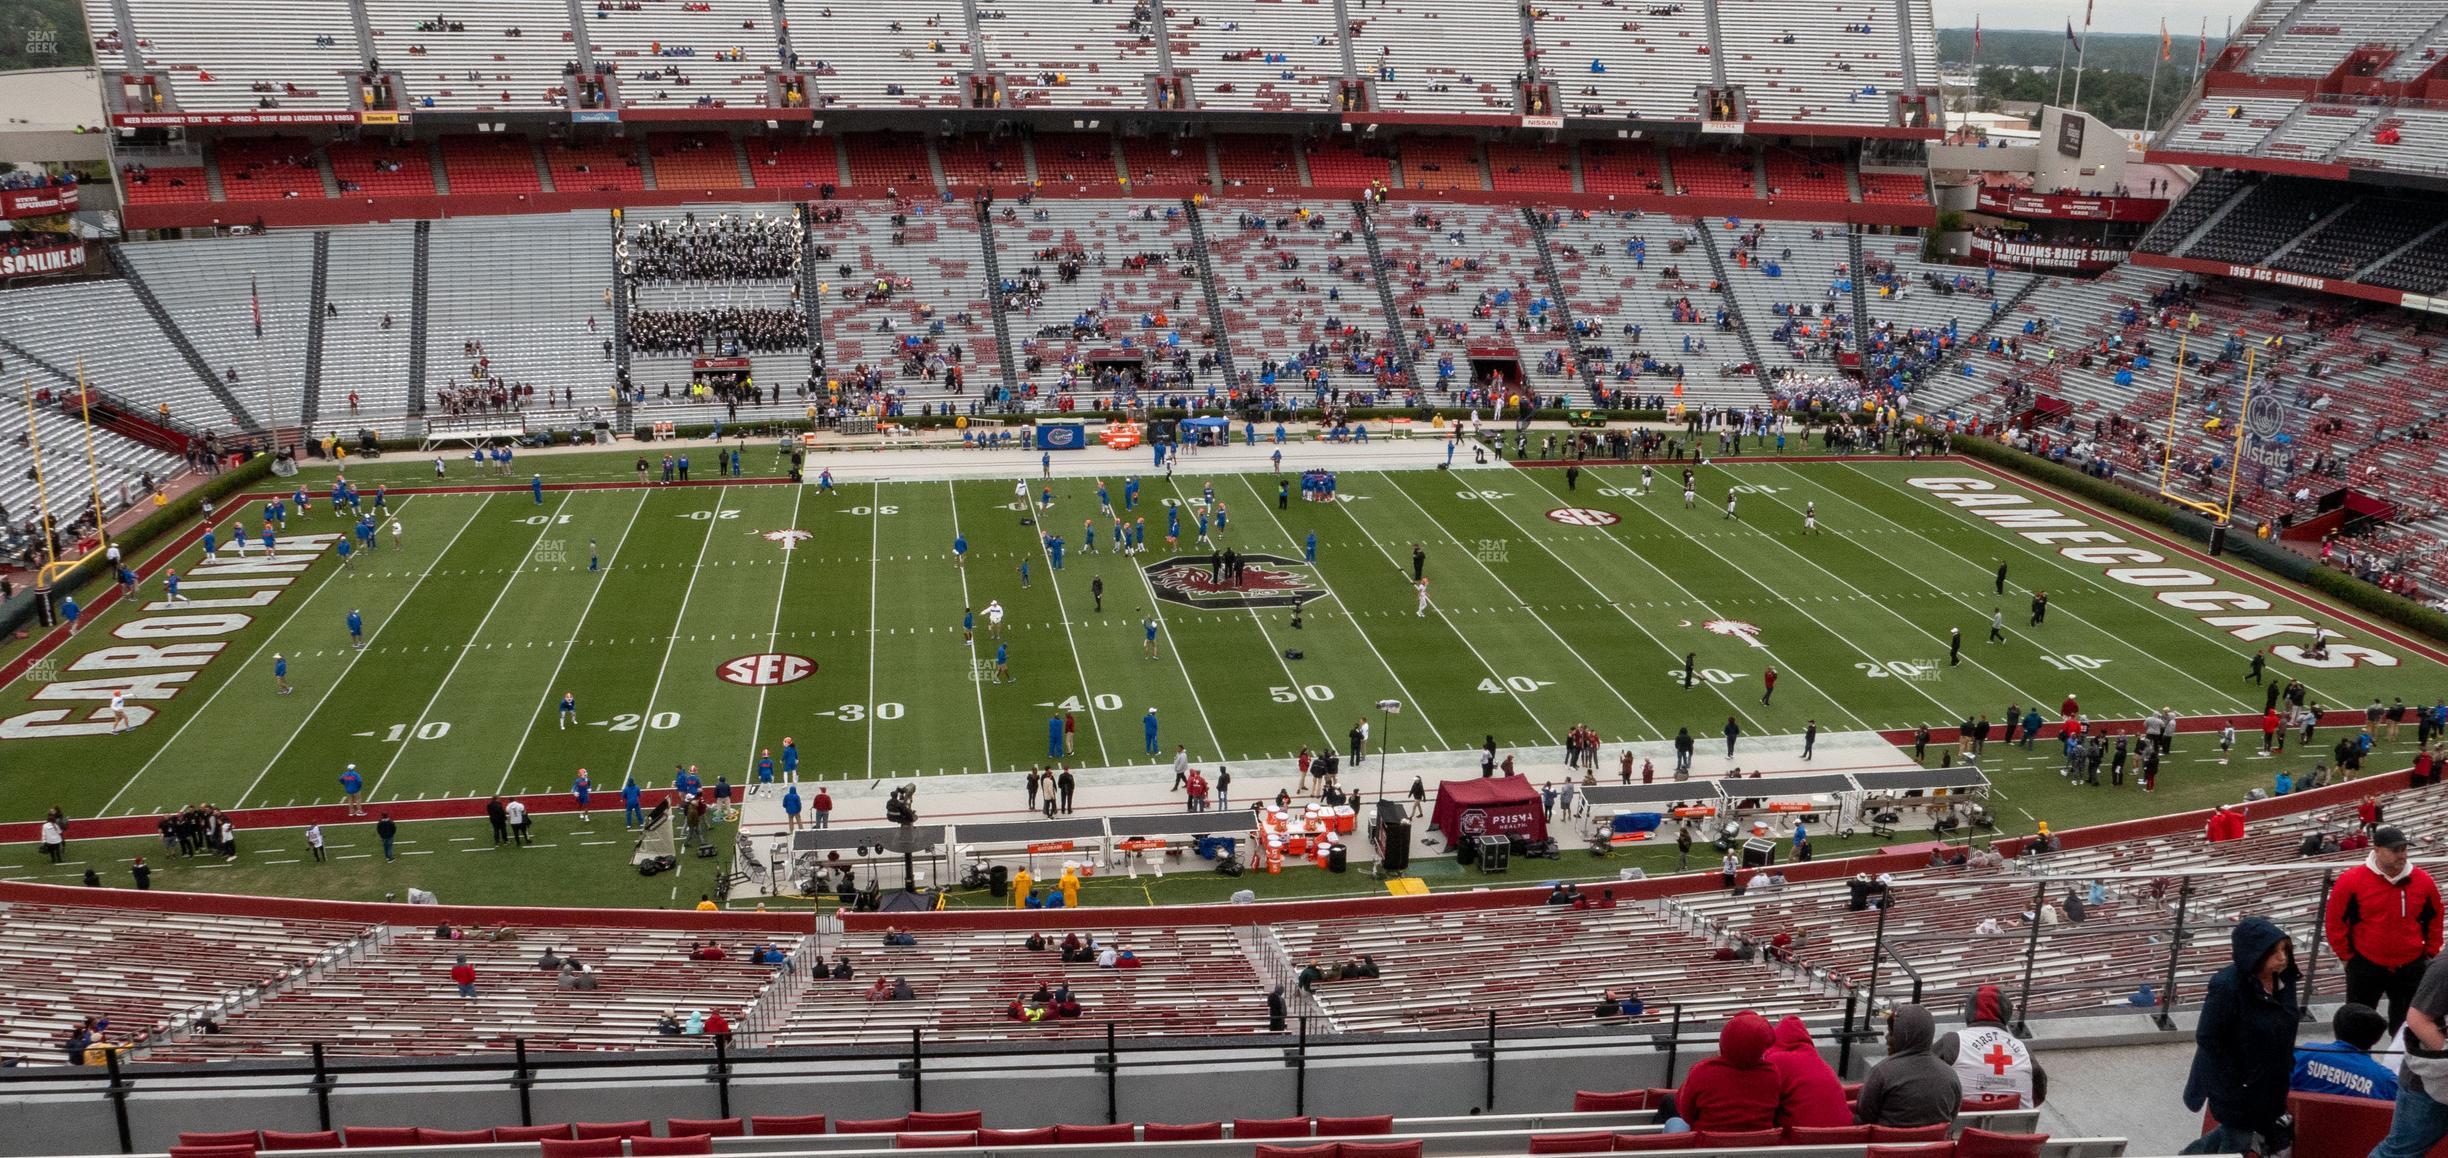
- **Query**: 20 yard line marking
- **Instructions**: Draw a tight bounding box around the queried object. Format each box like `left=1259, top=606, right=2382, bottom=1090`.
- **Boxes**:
left=364, top=492, right=579, bottom=803
left=621, top=485, right=732, bottom=786
left=97, top=496, right=428, bottom=818
left=495, top=488, right=651, bottom=794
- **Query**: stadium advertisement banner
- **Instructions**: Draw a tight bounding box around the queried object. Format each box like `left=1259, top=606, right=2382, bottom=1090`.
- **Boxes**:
left=1, top=187, right=78, bottom=218
left=0, top=241, right=87, bottom=277
left=1906, top=475, right=2398, bottom=669
left=1974, top=189, right=2162, bottom=223
left=1968, top=238, right=2130, bottom=272
left=1035, top=423, right=1087, bottom=451
left=110, top=111, right=362, bottom=127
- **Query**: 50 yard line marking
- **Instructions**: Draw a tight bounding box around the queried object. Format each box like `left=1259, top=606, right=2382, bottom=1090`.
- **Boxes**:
left=495, top=488, right=650, bottom=794
left=1165, top=475, right=1331, bottom=748
left=742, top=482, right=808, bottom=779
left=363, top=492, right=579, bottom=803
left=946, top=480, right=994, bottom=775
left=621, top=485, right=731, bottom=786
left=96, top=497, right=426, bottom=817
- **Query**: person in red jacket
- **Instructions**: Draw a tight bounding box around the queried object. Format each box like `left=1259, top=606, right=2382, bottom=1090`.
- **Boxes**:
left=1766, top=1015, right=1852, bottom=1128
left=1672, top=1011, right=1781, bottom=1132
left=2325, top=826, right=2443, bottom=1030
left=449, top=955, right=476, bottom=998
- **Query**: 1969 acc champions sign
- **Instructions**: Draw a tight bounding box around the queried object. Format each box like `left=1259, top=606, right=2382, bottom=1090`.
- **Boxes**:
left=1545, top=508, right=1621, bottom=527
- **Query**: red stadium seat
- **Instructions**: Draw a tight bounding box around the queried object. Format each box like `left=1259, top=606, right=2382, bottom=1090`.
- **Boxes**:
left=1573, top=1090, right=1660, bottom=1112
left=1955, top=1128, right=2048, bottom=1158
left=493, top=1126, right=573, bottom=1143
left=663, top=1119, right=744, bottom=1138
left=1054, top=1124, right=1137, bottom=1143
left=1143, top=1122, right=1225, bottom=1141
left=746, top=1115, right=829, bottom=1136
left=834, top=1117, right=907, bottom=1134
left=629, top=1137, right=715, bottom=1157
left=893, top=1133, right=980, bottom=1149
left=1252, top=1146, right=1337, bottom=1158
left=1867, top=1145, right=1956, bottom=1158
left=1530, top=1134, right=1620, bottom=1155
left=1235, top=1118, right=1315, bottom=1139
left=538, top=1140, right=621, bottom=1158
left=1870, top=1125, right=1955, bottom=1143
left=1316, top=1116, right=1395, bottom=1136
left=1338, top=1142, right=1424, bottom=1158
left=572, top=1121, right=651, bottom=1140
left=1695, top=1129, right=1786, bottom=1148
left=1961, top=1096, right=2022, bottom=1114
left=178, top=1133, right=260, bottom=1149
left=978, top=1128, right=1058, bottom=1145
left=1612, top=1133, right=1697, bottom=1151
left=1787, top=1126, right=1874, bottom=1144
left=343, top=1127, right=420, bottom=1148
left=418, top=1129, right=496, bottom=1145
left=259, top=1132, right=341, bottom=1151
left=170, top=1146, right=258, bottom=1158
left=905, top=1111, right=984, bottom=1131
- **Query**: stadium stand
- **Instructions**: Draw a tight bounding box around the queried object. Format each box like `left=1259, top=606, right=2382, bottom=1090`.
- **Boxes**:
left=422, top=215, right=616, bottom=406
left=1372, top=204, right=1575, bottom=383
left=1211, top=134, right=1306, bottom=192
left=1717, top=0, right=1918, bottom=126
left=316, top=226, right=419, bottom=426
left=1485, top=143, right=1577, bottom=195
left=0, top=281, right=244, bottom=432
left=645, top=133, right=749, bottom=191
left=812, top=200, right=1000, bottom=392
left=439, top=136, right=548, bottom=196
left=782, top=0, right=973, bottom=110
left=1164, top=0, right=1341, bottom=114
left=2237, top=0, right=2446, bottom=76
left=213, top=138, right=331, bottom=203
left=1032, top=132, right=1126, bottom=195
left=1528, top=0, right=1713, bottom=121
left=116, top=0, right=363, bottom=113
left=1713, top=219, right=1858, bottom=372
left=543, top=140, right=648, bottom=195
left=747, top=135, right=843, bottom=191
left=326, top=140, right=439, bottom=198
left=116, top=234, right=317, bottom=429
left=0, top=406, right=185, bottom=550
left=838, top=134, right=935, bottom=192
left=1345, top=0, right=1525, bottom=117
left=991, top=201, right=1212, bottom=394
left=361, top=0, right=576, bottom=112
left=976, top=0, right=1162, bottom=109
left=583, top=0, right=778, bottom=110
left=1202, top=200, right=1391, bottom=388
left=1118, top=136, right=1215, bottom=191
left=1543, top=212, right=1770, bottom=409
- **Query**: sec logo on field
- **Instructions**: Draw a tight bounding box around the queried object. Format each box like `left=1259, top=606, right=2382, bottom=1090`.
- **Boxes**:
left=1545, top=508, right=1621, bottom=527
left=717, top=653, right=818, bottom=686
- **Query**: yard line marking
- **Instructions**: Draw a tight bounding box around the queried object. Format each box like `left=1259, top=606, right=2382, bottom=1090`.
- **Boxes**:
left=621, top=486, right=732, bottom=786
left=1375, top=471, right=1665, bottom=740
left=1030, top=485, right=1114, bottom=769
left=865, top=483, right=882, bottom=779
left=96, top=498, right=428, bottom=818
left=495, top=488, right=651, bottom=794
left=1115, top=500, right=1227, bottom=765
left=364, top=492, right=579, bottom=803
left=1337, top=476, right=1558, bottom=746
left=1515, top=470, right=1870, bottom=731
left=235, top=497, right=494, bottom=809
left=1761, top=462, right=2252, bottom=716
left=1165, top=476, right=1332, bottom=746
left=1229, top=473, right=1449, bottom=749
left=742, top=483, right=808, bottom=780
left=946, top=480, right=997, bottom=774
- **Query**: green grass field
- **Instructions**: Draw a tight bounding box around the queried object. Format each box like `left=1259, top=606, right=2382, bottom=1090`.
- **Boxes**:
left=6, top=449, right=2438, bottom=907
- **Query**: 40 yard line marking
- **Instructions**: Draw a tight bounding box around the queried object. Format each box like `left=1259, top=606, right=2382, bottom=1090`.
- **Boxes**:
left=495, top=488, right=650, bottom=794
left=742, top=483, right=807, bottom=780
left=364, top=492, right=579, bottom=803
left=621, top=485, right=731, bottom=787
left=946, top=480, right=995, bottom=775
left=96, top=497, right=428, bottom=818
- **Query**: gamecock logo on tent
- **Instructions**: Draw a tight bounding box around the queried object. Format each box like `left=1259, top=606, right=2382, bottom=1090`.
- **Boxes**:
left=1143, top=554, right=1326, bottom=611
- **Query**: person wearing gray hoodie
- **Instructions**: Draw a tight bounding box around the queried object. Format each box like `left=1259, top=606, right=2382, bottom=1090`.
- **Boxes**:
left=1854, top=1003, right=1963, bottom=1127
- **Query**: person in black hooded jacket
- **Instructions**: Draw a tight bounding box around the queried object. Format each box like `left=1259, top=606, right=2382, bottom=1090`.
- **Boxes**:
left=2180, top=916, right=2300, bottom=1155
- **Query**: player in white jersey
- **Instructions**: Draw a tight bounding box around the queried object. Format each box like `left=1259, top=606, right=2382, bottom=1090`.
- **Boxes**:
left=1724, top=491, right=1738, bottom=520
left=1803, top=501, right=1818, bottom=534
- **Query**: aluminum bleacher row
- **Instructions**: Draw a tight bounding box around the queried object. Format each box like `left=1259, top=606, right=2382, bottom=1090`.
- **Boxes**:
left=92, top=0, right=1940, bottom=120
left=2138, top=172, right=2448, bottom=295
left=2146, top=0, right=2448, bottom=180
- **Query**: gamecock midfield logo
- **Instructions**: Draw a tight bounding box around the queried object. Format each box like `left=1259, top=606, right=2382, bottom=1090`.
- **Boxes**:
left=1143, top=553, right=1326, bottom=611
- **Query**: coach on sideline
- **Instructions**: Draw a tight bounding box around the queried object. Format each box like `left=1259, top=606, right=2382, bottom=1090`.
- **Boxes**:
left=2325, top=826, right=2443, bottom=1029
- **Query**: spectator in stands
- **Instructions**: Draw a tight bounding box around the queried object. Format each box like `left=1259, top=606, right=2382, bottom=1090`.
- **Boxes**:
left=1767, top=1015, right=1851, bottom=1127
left=1298, top=960, right=1327, bottom=991
left=1337, top=955, right=1380, bottom=980
left=1854, top=1003, right=1960, bottom=1127
left=450, top=955, right=476, bottom=998
left=1669, top=1010, right=1780, bottom=1132
left=655, top=1010, right=684, bottom=1036
left=2292, top=1003, right=2397, bottom=1103
left=703, top=1009, right=730, bottom=1041
left=829, top=956, right=853, bottom=980
left=1936, top=985, right=2045, bottom=1108
left=2327, top=825, right=2442, bottom=1032
left=882, top=927, right=917, bottom=947
left=557, top=958, right=599, bottom=991
left=689, top=940, right=728, bottom=961
left=1269, top=987, right=1289, bottom=1031
left=2181, top=917, right=2301, bottom=1156
left=537, top=947, right=564, bottom=971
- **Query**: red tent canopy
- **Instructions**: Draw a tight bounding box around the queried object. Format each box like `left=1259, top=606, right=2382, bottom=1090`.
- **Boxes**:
left=1428, top=775, right=1550, bottom=845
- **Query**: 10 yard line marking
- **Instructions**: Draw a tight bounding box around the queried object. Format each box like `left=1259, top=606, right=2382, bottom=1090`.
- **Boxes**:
left=97, top=496, right=427, bottom=818
left=496, top=488, right=651, bottom=794
left=742, top=483, right=807, bottom=779
left=365, top=492, right=579, bottom=803
left=946, top=480, right=995, bottom=775
left=621, top=485, right=731, bottom=786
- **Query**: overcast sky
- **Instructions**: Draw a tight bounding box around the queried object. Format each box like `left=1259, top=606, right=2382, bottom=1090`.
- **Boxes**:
left=1933, top=0, right=2261, bottom=36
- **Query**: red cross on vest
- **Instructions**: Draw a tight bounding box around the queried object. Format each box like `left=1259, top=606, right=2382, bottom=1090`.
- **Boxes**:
left=1983, top=1043, right=2016, bottom=1076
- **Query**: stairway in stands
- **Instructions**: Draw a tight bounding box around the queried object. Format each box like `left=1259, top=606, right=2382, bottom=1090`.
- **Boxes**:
left=112, top=243, right=265, bottom=435
left=1910, top=278, right=2046, bottom=414
left=1353, top=201, right=1413, bottom=372
left=799, top=204, right=826, bottom=378
left=609, top=213, right=633, bottom=385
left=1846, top=231, right=1874, bottom=354
left=302, top=232, right=330, bottom=427
left=1523, top=207, right=1603, bottom=401
left=407, top=221, right=430, bottom=415
left=1691, top=227, right=1771, bottom=394
left=972, top=205, right=1024, bottom=391
left=1182, top=199, right=1239, bottom=387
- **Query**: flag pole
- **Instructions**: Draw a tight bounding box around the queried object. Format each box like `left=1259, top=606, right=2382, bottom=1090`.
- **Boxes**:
left=2072, top=26, right=2092, bottom=112
left=2055, top=35, right=2069, bottom=107
left=2145, top=34, right=2164, bottom=135
left=2195, top=16, right=2208, bottom=83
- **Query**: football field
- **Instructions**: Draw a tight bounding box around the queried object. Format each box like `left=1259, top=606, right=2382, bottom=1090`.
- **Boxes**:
left=6, top=449, right=2442, bottom=831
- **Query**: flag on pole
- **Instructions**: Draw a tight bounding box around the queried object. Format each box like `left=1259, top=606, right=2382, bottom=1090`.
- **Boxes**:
left=2161, top=19, right=2171, bottom=61
left=2066, top=19, right=2077, bottom=44
left=2084, top=0, right=2094, bottom=27
left=250, top=274, right=262, bottom=338
left=2199, top=20, right=2209, bottom=65
left=1973, top=15, right=1981, bottom=53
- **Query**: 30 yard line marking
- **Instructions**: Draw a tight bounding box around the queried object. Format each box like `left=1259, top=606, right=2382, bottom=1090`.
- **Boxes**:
left=1761, top=462, right=2253, bottom=716
left=945, top=481, right=995, bottom=774
left=1229, top=473, right=1450, bottom=749
left=97, top=496, right=427, bottom=818
left=742, top=482, right=807, bottom=779
left=621, top=485, right=731, bottom=786
left=495, top=488, right=651, bottom=794
left=365, top=492, right=579, bottom=802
